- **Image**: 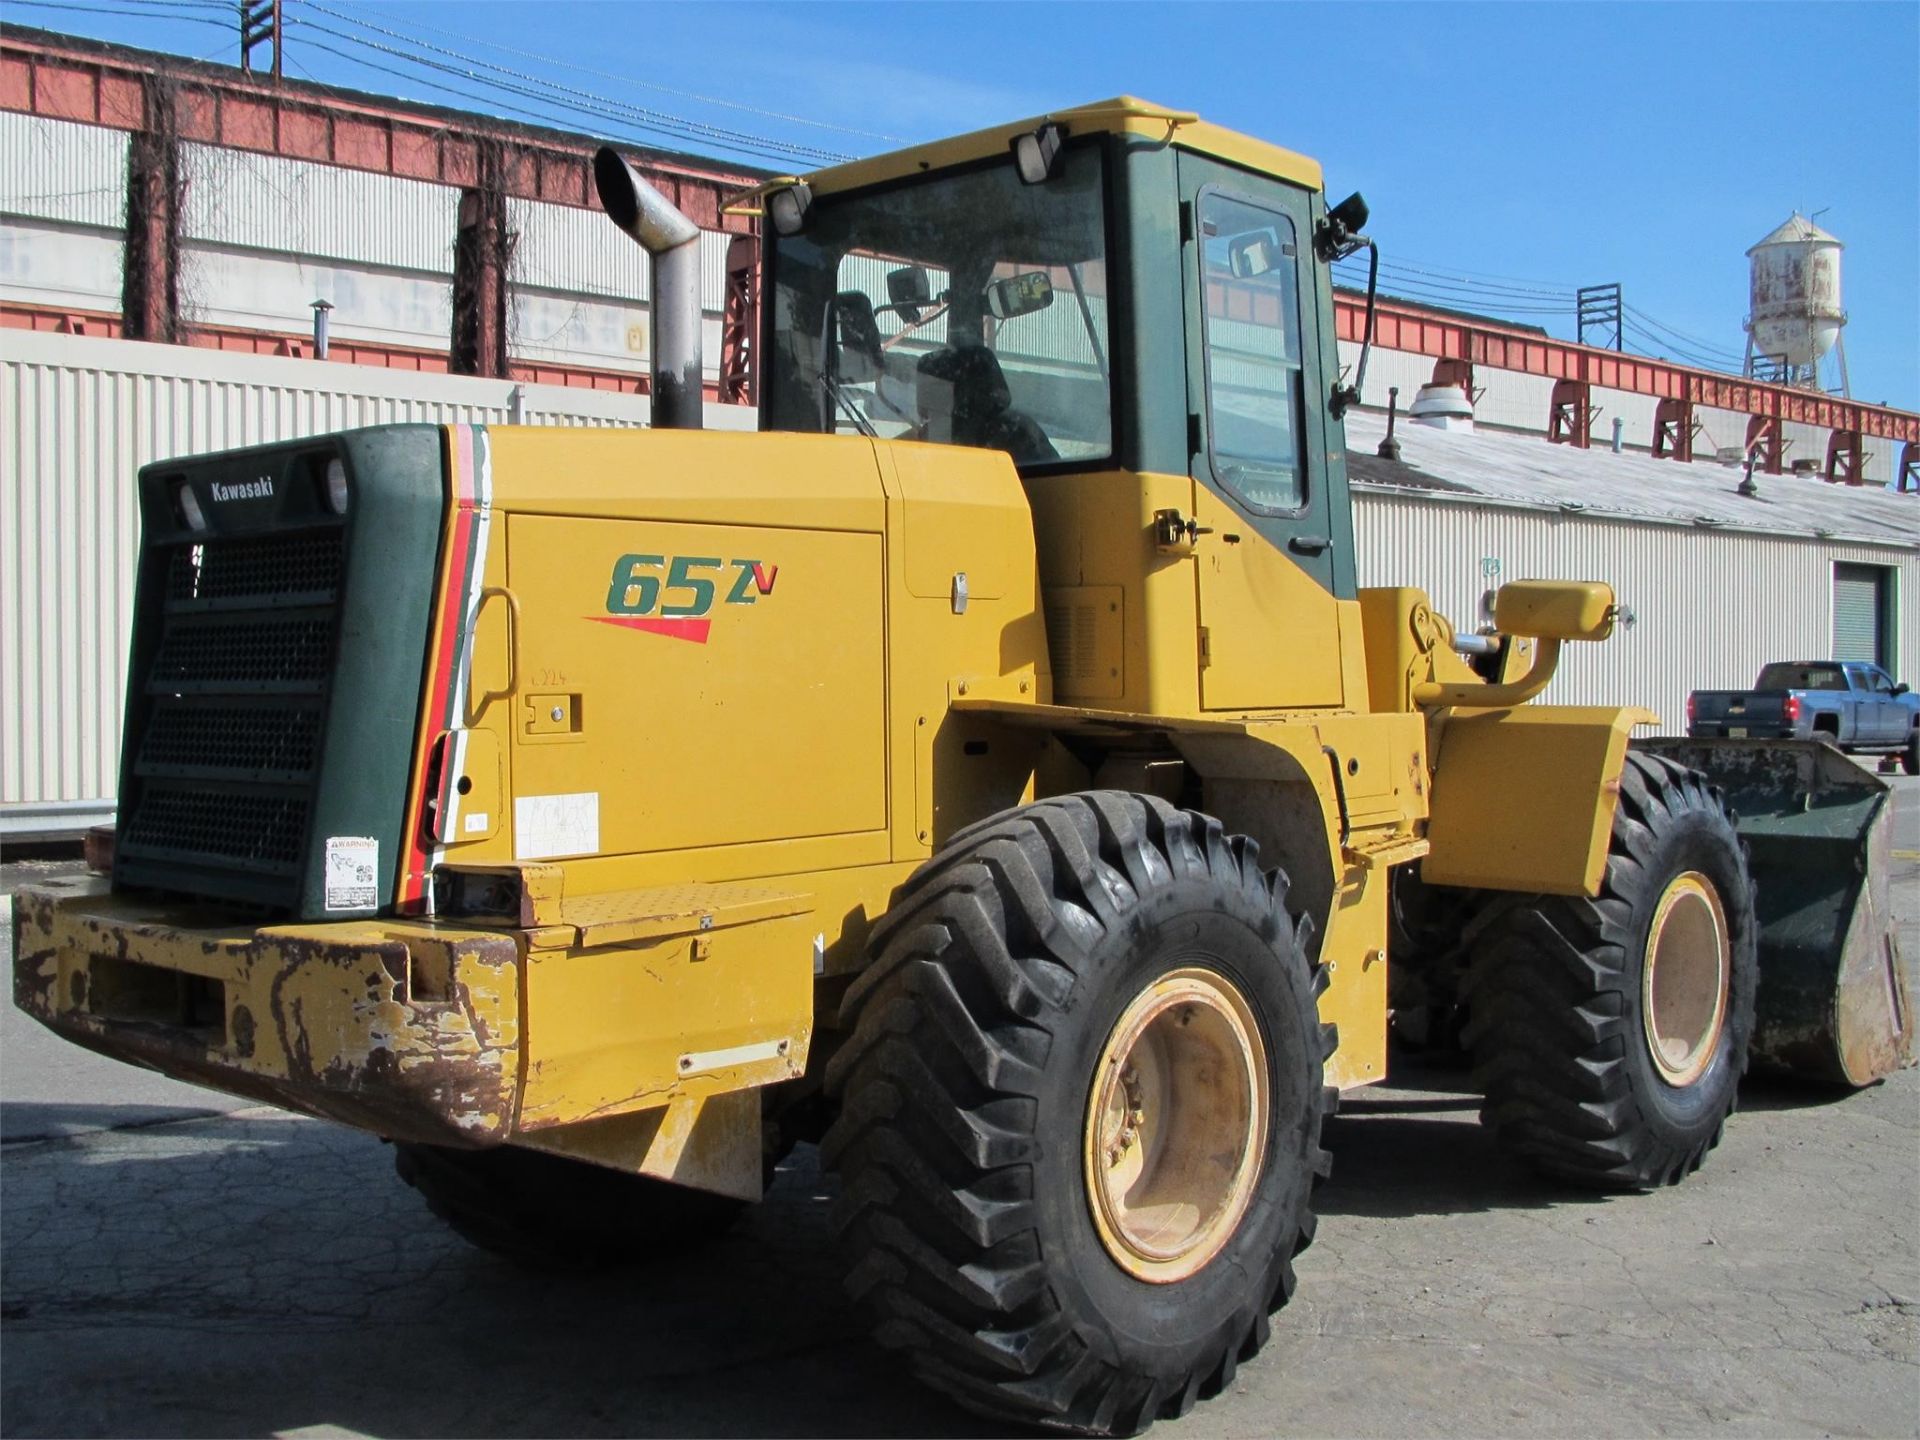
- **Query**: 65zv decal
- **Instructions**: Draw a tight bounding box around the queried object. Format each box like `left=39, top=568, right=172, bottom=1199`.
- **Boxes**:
left=590, top=553, right=778, bottom=643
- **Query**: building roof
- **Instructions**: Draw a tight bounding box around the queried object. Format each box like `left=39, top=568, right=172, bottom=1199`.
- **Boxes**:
left=1747, top=212, right=1844, bottom=254
left=1343, top=409, right=1918, bottom=549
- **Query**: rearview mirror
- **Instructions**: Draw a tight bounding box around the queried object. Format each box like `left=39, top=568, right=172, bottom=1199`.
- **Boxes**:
left=1227, top=230, right=1290, bottom=279
left=985, top=270, right=1054, bottom=321
left=1493, top=579, right=1618, bottom=643
left=886, top=265, right=931, bottom=324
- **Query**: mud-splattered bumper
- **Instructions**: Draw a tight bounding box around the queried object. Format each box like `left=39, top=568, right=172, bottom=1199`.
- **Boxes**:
left=11, top=877, right=521, bottom=1145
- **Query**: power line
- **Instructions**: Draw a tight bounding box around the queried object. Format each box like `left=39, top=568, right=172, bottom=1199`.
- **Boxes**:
left=1620, top=317, right=1740, bottom=371
left=286, top=7, right=850, bottom=166
left=1373, top=259, right=1574, bottom=301
left=4, top=0, right=234, bottom=27
left=301, top=0, right=903, bottom=145
left=1622, top=303, right=1744, bottom=365
left=281, top=23, right=830, bottom=167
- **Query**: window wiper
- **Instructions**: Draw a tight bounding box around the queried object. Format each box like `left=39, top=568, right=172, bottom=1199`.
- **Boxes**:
left=826, top=374, right=879, bottom=437
left=818, top=318, right=878, bottom=438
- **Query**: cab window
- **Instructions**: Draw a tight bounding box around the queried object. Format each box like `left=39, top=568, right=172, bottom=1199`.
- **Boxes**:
left=1198, top=191, right=1306, bottom=512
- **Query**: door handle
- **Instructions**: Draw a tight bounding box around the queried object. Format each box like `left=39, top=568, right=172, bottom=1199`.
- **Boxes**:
left=468, top=586, right=521, bottom=720
left=1289, top=534, right=1332, bottom=555
left=1153, top=508, right=1213, bottom=552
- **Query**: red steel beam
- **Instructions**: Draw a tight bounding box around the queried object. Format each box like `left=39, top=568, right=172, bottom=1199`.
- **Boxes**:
left=0, top=30, right=759, bottom=233
left=1336, top=293, right=1919, bottom=445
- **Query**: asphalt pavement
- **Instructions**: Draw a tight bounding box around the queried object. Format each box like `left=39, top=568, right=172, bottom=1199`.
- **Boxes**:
left=3, top=779, right=1916, bottom=1438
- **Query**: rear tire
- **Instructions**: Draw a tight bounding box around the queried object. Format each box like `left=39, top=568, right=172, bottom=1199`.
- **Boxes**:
left=823, top=792, right=1333, bottom=1435
left=394, top=1141, right=745, bottom=1267
left=1462, top=751, right=1757, bottom=1189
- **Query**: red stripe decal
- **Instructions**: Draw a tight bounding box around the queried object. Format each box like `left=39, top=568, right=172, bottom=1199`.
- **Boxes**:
left=589, top=614, right=712, bottom=644
left=401, top=424, right=483, bottom=907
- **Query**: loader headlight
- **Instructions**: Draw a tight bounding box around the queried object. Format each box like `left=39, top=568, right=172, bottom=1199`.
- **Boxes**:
left=323, top=456, right=350, bottom=515
left=174, top=481, right=207, bottom=532
left=766, top=182, right=813, bottom=237
left=1011, top=123, right=1067, bottom=185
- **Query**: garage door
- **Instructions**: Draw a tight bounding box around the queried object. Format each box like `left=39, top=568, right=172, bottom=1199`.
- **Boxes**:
left=1831, top=563, right=1886, bottom=665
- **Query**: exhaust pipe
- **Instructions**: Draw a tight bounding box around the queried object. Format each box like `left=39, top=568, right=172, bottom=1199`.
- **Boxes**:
left=593, top=147, right=704, bottom=431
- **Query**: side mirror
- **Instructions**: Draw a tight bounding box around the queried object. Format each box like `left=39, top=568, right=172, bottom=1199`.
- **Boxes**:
left=1314, top=190, right=1370, bottom=261
left=1895, top=683, right=1911, bottom=696
left=985, top=270, right=1054, bottom=321
left=1227, top=229, right=1289, bottom=279
left=886, top=265, right=931, bottom=324
left=1493, top=579, right=1618, bottom=643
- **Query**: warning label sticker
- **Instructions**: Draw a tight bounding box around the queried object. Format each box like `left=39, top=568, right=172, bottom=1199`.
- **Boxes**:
left=324, top=835, right=379, bottom=910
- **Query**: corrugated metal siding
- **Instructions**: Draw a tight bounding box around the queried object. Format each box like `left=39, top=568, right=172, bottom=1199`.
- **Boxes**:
left=510, top=198, right=734, bottom=310
left=0, top=112, right=127, bottom=229
left=179, top=246, right=455, bottom=352
left=0, top=329, right=750, bottom=828
left=182, top=145, right=458, bottom=274
left=1337, top=342, right=1439, bottom=409
left=0, top=222, right=126, bottom=311
left=1352, top=489, right=1920, bottom=728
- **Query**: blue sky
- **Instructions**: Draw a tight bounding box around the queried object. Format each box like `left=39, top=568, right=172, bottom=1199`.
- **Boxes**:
left=17, top=0, right=1918, bottom=408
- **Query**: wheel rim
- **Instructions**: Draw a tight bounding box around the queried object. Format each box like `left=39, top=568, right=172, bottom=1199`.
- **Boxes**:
left=1641, top=871, right=1731, bottom=1086
left=1083, top=967, right=1269, bottom=1283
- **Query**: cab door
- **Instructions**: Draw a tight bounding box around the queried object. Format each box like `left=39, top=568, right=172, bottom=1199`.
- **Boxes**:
left=1178, top=153, right=1347, bottom=711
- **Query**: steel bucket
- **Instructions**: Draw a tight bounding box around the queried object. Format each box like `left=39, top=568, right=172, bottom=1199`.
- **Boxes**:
left=1640, top=738, right=1913, bottom=1087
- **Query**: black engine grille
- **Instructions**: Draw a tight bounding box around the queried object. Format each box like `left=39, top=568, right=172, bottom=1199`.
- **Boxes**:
left=166, top=532, right=344, bottom=608
left=121, top=788, right=311, bottom=868
left=119, top=526, right=347, bottom=905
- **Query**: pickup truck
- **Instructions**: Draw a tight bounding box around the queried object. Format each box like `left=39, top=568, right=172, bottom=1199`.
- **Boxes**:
left=1689, top=660, right=1920, bottom=773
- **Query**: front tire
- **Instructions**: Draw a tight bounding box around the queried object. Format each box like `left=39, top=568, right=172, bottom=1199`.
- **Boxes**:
left=823, top=792, right=1333, bottom=1435
left=1462, top=751, right=1757, bottom=1189
left=1902, top=728, right=1919, bottom=776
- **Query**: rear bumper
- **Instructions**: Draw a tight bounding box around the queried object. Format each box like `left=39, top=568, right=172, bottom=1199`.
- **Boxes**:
left=11, top=876, right=521, bottom=1146
left=1688, top=723, right=1795, bottom=740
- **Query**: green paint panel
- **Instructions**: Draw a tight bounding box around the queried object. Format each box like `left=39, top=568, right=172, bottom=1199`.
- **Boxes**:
left=114, top=426, right=445, bottom=918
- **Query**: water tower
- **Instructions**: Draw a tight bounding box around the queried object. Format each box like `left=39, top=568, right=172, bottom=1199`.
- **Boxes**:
left=1744, top=213, right=1848, bottom=395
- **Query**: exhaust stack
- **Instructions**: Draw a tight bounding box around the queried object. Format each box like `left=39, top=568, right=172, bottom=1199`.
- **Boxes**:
left=593, top=147, right=704, bottom=431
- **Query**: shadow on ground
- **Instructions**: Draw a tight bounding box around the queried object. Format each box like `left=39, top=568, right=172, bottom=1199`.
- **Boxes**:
left=0, top=1114, right=990, bottom=1440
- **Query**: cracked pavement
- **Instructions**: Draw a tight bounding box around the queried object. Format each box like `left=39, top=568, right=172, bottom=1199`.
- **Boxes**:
left=3, top=778, right=1915, bottom=1437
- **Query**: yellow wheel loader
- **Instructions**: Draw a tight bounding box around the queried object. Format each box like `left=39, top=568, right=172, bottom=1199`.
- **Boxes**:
left=13, top=97, right=1911, bottom=1435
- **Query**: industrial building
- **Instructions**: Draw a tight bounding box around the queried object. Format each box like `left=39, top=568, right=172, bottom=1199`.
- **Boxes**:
left=2, top=24, right=1916, bottom=837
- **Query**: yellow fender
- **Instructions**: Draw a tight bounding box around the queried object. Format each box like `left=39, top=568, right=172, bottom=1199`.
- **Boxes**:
left=1423, top=705, right=1656, bottom=897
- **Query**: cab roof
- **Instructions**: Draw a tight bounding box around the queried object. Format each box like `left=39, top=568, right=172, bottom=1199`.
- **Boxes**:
left=801, top=96, right=1324, bottom=197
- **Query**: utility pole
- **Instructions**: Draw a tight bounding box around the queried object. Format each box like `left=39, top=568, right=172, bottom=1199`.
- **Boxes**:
left=239, top=0, right=282, bottom=80
left=1577, top=283, right=1622, bottom=352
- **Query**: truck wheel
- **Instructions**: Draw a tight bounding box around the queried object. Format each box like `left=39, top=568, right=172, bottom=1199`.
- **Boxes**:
left=823, top=792, right=1332, bottom=1435
left=1462, top=752, right=1757, bottom=1189
left=1903, top=729, right=1919, bottom=776
left=393, top=1141, right=744, bottom=1266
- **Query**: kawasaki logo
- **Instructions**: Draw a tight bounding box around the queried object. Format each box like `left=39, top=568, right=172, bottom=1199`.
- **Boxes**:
left=591, top=553, right=778, bottom=644
left=210, top=477, right=275, bottom=502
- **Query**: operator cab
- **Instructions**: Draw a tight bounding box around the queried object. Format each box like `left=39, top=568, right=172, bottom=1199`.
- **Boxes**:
left=758, top=98, right=1366, bottom=606
left=761, top=99, right=1378, bottom=717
